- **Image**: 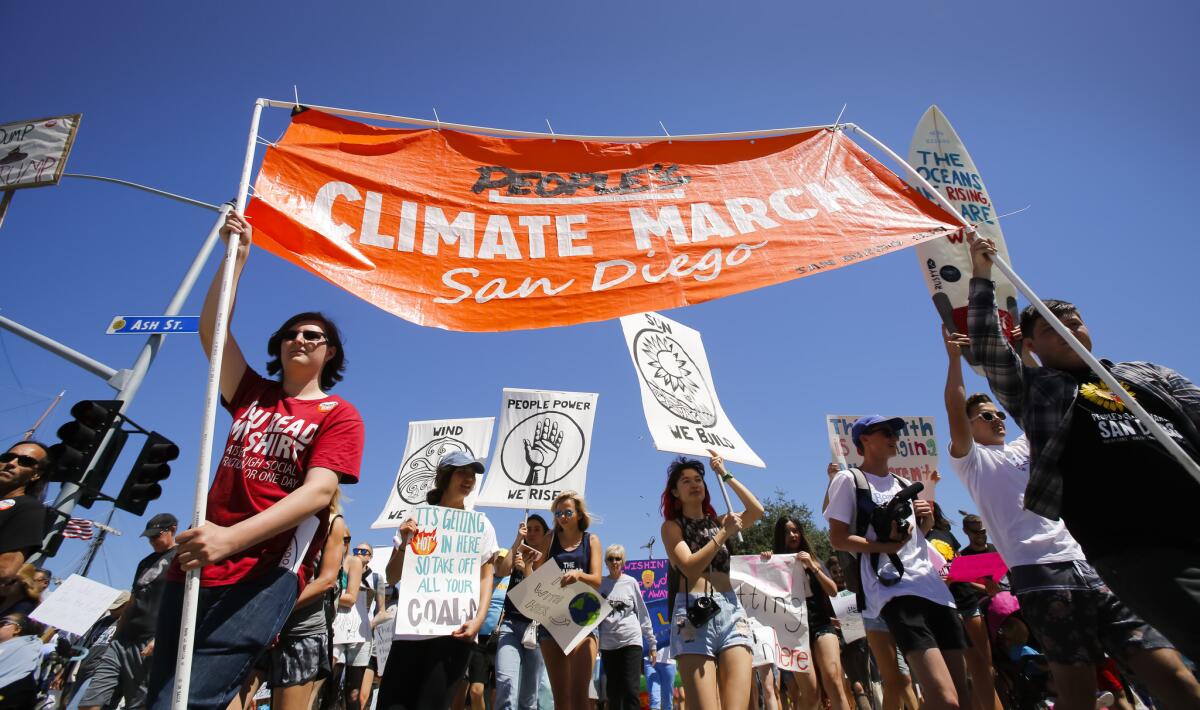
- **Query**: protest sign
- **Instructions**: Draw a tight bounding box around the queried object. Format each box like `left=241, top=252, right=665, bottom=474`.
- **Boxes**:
left=332, top=546, right=395, bottom=643
left=908, top=106, right=1019, bottom=368
left=246, top=109, right=962, bottom=332
left=620, top=312, right=764, bottom=467
left=30, top=574, right=122, bottom=636
left=476, top=388, right=598, bottom=509
left=0, top=114, right=81, bottom=190
left=506, top=558, right=611, bottom=654
left=831, top=590, right=865, bottom=643
left=373, top=611, right=396, bottom=670
left=826, top=414, right=940, bottom=498
left=947, top=551, right=1008, bottom=583
left=626, top=558, right=670, bottom=648
left=730, top=554, right=810, bottom=672
left=394, top=504, right=494, bottom=637
left=372, top=417, right=495, bottom=528
left=333, top=604, right=367, bottom=645
left=749, top=618, right=780, bottom=668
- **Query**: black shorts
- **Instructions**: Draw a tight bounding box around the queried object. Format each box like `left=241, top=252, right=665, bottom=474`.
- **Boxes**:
left=466, top=642, right=493, bottom=685
left=880, top=595, right=967, bottom=654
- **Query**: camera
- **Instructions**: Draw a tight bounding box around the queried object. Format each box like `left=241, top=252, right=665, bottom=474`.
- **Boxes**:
left=685, top=595, right=720, bottom=627
left=870, top=482, right=925, bottom=542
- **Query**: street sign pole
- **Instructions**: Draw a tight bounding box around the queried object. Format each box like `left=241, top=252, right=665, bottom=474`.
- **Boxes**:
left=26, top=202, right=231, bottom=564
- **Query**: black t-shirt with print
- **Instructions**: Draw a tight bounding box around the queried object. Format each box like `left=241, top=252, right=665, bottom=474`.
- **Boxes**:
left=117, top=547, right=177, bottom=643
left=1058, top=372, right=1200, bottom=554
left=0, top=495, right=48, bottom=558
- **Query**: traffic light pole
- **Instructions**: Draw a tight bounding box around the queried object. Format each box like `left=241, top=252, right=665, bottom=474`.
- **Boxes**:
left=25, top=202, right=232, bottom=565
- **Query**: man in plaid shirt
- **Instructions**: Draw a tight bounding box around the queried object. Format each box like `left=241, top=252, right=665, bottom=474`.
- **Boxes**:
left=966, top=234, right=1200, bottom=662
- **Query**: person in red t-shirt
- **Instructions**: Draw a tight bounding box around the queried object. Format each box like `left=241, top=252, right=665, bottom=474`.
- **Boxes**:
left=146, top=211, right=365, bottom=710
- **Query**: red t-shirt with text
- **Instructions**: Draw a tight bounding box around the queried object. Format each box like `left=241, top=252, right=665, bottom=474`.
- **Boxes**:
left=170, top=370, right=364, bottom=588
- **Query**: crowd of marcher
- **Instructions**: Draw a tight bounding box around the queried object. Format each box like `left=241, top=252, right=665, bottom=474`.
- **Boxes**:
left=2, top=214, right=1199, bottom=710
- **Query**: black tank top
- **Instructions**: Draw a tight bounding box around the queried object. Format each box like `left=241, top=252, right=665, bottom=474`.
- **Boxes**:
left=549, top=531, right=591, bottom=572
left=678, top=516, right=729, bottom=573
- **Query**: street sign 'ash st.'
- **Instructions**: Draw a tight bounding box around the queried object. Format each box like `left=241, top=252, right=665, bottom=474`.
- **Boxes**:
left=107, top=316, right=199, bottom=335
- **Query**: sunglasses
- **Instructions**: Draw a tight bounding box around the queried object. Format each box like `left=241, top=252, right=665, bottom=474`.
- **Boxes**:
left=973, top=411, right=1007, bottom=422
left=554, top=509, right=575, bottom=519
left=352, top=549, right=372, bottom=556
left=0, top=452, right=41, bottom=467
left=606, top=556, right=623, bottom=563
left=864, top=427, right=900, bottom=438
left=282, top=329, right=327, bottom=343
left=967, top=528, right=988, bottom=535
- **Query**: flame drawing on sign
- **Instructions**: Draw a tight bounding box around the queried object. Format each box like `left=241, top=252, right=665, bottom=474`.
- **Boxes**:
left=409, top=529, right=438, bottom=556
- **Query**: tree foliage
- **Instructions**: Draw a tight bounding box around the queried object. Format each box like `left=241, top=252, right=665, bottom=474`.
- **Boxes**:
left=729, top=488, right=832, bottom=563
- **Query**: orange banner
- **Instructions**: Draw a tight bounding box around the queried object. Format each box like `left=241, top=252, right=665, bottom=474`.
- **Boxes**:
left=247, top=110, right=962, bottom=331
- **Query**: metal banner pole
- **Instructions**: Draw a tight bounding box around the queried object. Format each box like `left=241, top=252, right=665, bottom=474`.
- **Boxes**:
left=848, top=124, right=1200, bottom=486
left=714, top=476, right=743, bottom=544
left=170, top=100, right=263, bottom=710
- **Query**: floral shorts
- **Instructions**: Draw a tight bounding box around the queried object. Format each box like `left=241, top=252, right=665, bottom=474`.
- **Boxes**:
left=1017, top=587, right=1171, bottom=665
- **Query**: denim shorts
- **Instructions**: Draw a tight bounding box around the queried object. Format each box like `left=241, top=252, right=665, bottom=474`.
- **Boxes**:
left=862, top=614, right=888, bottom=633
left=536, top=624, right=596, bottom=648
left=670, top=592, right=752, bottom=658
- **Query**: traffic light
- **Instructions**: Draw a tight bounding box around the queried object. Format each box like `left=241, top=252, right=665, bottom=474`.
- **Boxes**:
left=115, top=432, right=179, bottom=515
left=78, top=429, right=129, bottom=508
left=48, top=400, right=124, bottom=484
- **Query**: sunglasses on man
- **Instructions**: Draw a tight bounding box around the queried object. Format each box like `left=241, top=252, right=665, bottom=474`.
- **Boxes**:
left=972, top=411, right=1007, bottom=422
left=0, top=452, right=41, bottom=467
left=283, top=329, right=327, bottom=343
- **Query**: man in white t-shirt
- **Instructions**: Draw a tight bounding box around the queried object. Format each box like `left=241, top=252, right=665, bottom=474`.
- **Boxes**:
left=825, top=414, right=968, bottom=710
left=942, top=331, right=1200, bottom=710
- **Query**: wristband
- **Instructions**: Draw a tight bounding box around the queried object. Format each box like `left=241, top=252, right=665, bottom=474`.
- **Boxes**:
left=721, top=472, right=734, bottom=482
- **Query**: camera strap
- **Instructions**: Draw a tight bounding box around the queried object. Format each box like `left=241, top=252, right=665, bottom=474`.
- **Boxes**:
left=869, top=474, right=910, bottom=587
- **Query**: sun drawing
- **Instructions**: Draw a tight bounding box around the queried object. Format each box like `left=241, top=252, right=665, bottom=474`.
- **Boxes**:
left=640, top=335, right=699, bottom=399
left=1079, top=381, right=1135, bottom=412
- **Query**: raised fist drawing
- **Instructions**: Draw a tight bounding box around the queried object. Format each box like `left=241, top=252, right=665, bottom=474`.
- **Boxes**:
left=524, top=418, right=564, bottom=484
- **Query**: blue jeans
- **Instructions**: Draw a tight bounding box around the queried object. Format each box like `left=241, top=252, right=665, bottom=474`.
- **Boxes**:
left=644, top=659, right=676, bottom=710
left=146, top=568, right=298, bottom=710
left=494, top=617, right=543, bottom=709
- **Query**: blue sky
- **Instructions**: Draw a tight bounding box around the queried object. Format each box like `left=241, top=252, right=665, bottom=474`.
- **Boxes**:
left=5, top=1, right=1198, bottom=586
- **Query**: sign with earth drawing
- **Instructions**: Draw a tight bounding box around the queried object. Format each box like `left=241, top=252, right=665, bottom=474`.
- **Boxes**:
left=475, top=388, right=598, bottom=509
left=620, top=312, right=764, bottom=467
left=372, top=417, right=495, bottom=528
left=505, top=557, right=611, bottom=653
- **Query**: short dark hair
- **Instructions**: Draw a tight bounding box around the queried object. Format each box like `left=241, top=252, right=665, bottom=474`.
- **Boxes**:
left=425, top=464, right=455, bottom=505
left=8, top=441, right=52, bottom=499
left=962, top=514, right=984, bottom=530
left=1019, top=300, right=1079, bottom=337
left=266, top=312, right=346, bottom=391
left=965, top=393, right=994, bottom=419
left=525, top=514, right=549, bottom=533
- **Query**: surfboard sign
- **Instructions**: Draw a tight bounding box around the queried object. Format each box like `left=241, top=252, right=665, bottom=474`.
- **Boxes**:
left=907, top=106, right=1019, bottom=367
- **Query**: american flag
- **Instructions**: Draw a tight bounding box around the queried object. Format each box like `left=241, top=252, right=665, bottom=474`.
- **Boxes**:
left=63, top=518, right=94, bottom=540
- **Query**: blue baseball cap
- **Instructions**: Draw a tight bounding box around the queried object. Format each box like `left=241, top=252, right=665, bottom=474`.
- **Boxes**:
left=438, top=450, right=485, bottom=473
left=850, top=415, right=905, bottom=449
